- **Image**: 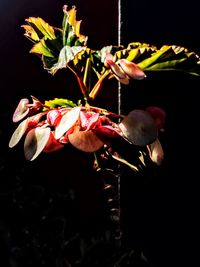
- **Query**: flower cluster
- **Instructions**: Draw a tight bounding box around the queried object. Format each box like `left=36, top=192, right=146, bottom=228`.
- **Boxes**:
left=9, top=95, right=165, bottom=169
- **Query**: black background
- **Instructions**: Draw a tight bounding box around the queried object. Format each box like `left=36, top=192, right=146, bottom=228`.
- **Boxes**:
left=0, top=0, right=199, bottom=266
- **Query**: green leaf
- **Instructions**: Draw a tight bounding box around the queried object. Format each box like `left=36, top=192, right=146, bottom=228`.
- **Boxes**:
left=114, top=43, right=200, bottom=76
left=44, top=98, right=77, bottom=109
left=30, top=39, right=55, bottom=57
left=23, top=17, right=56, bottom=40
left=62, top=5, right=87, bottom=47
left=49, top=45, right=85, bottom=74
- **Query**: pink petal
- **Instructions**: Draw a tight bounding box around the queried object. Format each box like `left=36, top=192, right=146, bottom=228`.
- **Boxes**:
left=12, top=98, right=29, bottom=122
left=59, top=127, right=74, bottom=144
left=9, top=118, right=29, bottom=148
left=118, top=59, right=146, bottom=80
left=31, top=95, right=43, bottom=108
left=24, top=127, right=51, bottom=161
left=85, top=113, right=100, bottom=131
left=55, top=106, right=81, bottom=139
left=28, top=112, right=46, bottom=127
left=104, top=52, right=115, bottom=67
left=79, top=111, right=91, bottom=129
left=106, top=59, right=130, bottom=84
left=68, top=126, right=104, bottom=152
left=43, top=132, right=64, bottom=152
left=47, top=109, right=62, bottom=126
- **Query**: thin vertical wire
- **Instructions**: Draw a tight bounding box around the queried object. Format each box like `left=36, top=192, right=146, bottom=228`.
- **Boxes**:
left=118, top=0, right=122, bottom=116
left=116, top=0, right=122, bottom=242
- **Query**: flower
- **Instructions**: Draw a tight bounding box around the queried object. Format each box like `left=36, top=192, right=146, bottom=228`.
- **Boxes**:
left=104, top=53, right=146, bottom=84
left=9, top=97, right=122, bottom=160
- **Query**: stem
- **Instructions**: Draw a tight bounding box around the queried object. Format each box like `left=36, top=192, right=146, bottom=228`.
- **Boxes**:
left=83, top=57, right=91, bottom=92
left=89, top=70, right=111, bottom=100
left=85, top=105, right=124, bottom=119
left=67, top=64, right=90, bottom=103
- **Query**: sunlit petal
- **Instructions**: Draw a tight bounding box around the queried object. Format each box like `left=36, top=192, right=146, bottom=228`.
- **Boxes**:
left=55, top=106, right=81, bottom=139
left=24, top=127, right=51, bottom=161
left=84, top=113, right=100, bottom=131
left=9, top=118, right=29, bottom=148
left=12, top=98, right=29, bottom=122
left=47, top=109, right=62, bottom=126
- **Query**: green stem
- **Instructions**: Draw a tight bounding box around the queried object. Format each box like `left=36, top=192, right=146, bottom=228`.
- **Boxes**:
left=83, top=57, right=91, bottom=91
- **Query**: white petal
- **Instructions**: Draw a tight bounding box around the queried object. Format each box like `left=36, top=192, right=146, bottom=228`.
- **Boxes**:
left=9, top=118, right=29, bottom=148
left=55, top=107, right=81, bottom=139
left=24, top=127, right=50, bottom=161
left=12, top=98, right=29, bottom=122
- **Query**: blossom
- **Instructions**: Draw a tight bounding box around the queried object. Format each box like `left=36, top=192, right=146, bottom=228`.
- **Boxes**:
left=105, top=53, right=146, bottom=84
left=9, top=98, right=122, bottom=160
left=9, top=96, right=166, bottom=166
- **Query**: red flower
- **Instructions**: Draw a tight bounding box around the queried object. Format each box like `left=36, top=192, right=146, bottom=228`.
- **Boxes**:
left=9, top=99, right=122, bottom=160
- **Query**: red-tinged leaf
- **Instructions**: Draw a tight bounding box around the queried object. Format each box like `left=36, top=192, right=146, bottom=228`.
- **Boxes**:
left=9, top=118, right=29, bottom=148
left=12, top=98, right=29, bottom=122
left=55, top=106, right=81, bottom=139
left=43, top=132, right=64, bottom=153
left=68, top=127, right=104, bottom=152
left=147, top=138, right=164, bottom=165
left=24, top=127, right=51, bottom=161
